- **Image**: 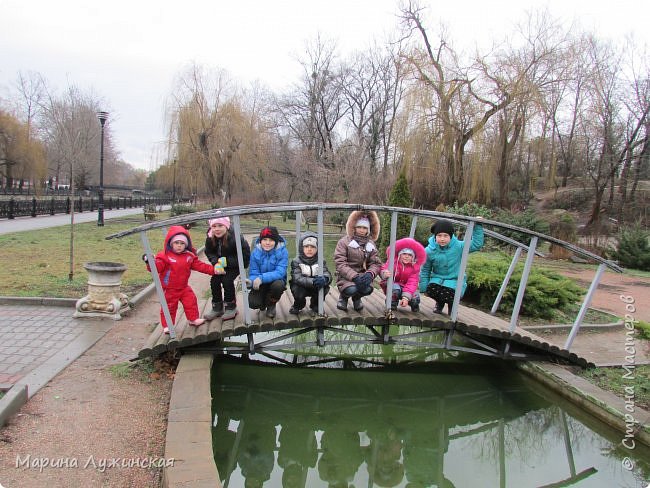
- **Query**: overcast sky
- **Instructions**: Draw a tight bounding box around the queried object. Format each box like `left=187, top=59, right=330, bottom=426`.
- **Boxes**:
left=1, top=0, right=647, bottom=171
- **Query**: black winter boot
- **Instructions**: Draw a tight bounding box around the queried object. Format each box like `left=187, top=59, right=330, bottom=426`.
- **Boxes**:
left=204, top=302, right=224, bottom=321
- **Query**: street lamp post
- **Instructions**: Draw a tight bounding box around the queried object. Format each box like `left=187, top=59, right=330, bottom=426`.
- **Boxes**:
left=171, top=159, right=177, bottom=203
left=97, top=111, right=109, bottom=226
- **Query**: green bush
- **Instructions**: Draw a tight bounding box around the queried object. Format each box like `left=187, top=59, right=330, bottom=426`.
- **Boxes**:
left=170, top=204, right=197, bottom=217
left=611, top=224, right=650, bottom=271
left=464, top=253, right=585, bottom=319
left=493, top=209, right=550, bottom=245
left=445, top=201, right=494, bottom=219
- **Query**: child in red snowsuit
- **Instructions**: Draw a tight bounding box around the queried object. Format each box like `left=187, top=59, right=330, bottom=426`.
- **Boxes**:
left=145, top=225, right=216, bottom=333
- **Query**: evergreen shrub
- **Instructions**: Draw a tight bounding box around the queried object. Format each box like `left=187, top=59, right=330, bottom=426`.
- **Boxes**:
left=464, top=252, right=585, bottom=319
left=611, top=224, right=650, bottom=271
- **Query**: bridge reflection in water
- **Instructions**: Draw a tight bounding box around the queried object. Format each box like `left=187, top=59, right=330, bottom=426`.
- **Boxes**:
left=212, top=359, right=648, bottom=488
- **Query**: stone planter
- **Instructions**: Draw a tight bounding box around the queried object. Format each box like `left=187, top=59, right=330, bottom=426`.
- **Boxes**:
left=74, top=262, right=129, bottom=320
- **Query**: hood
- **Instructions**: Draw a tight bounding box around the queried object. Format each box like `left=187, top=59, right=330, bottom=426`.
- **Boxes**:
left=298, top=231, right=319, bottom=263
left=386, top=237, right=427, bottom=265
left=345, top=210, right=380, bottom=241
left=164, top=225, right=193, bottom=252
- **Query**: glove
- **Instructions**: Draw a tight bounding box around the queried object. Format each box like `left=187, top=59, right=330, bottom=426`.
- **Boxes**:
left=312, top=276, right=327, bottom=288
left=253, top=277, right=262, bottom=290
left=141, top=254, right=148, bottom=263
left=353, top=272, right=373, bottom=288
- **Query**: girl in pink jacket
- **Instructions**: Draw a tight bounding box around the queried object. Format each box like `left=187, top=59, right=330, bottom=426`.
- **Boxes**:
left=379, top=237, right=426, bottom=312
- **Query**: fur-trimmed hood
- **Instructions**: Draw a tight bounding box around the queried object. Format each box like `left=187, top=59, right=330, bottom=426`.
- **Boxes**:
left=385, top=237, right=427, bottom=266
left=345, top=210, right=380, bottom=241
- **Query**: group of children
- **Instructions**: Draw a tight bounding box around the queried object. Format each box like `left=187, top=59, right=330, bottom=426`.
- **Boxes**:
left=146, top=211, right=484, bottom=333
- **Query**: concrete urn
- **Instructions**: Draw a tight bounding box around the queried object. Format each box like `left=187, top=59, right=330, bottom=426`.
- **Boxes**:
left=74, top=262, right=129, bottom=320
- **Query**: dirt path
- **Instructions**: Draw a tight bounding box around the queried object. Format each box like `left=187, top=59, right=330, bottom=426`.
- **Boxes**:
left=0, top=298, right=174, bottom=487
left=556, top=266, right=650, bottom=321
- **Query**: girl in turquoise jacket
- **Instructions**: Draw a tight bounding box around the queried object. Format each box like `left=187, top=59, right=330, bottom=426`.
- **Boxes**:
left=419, top=219, right=484, bottom=315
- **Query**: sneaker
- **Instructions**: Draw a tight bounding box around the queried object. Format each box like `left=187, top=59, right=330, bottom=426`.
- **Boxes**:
left=336, top=297, right=348, bottom=311
left=266, top=303, right=277, bottom=319
left=433, top=303, right=444, bottom=314
left=189, top=318, right=206, bottom=326
left=289, top=305, right=302, bottom=315
left=162, top=326, right=169, bottom=335
left=222, top=307, right=238, bottom=321
left=352, top=298, right=364, bottom=311
left=204, top=302, right=224, bottom=321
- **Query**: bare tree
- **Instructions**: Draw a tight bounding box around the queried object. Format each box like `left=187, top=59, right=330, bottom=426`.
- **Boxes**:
left=39, top=84, right=106, bottom=190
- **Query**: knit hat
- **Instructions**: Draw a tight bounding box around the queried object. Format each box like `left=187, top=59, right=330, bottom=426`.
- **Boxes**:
left=431, top=219, right=455, bottom=237
left=170, top=234, right=188, bottom=246
left=398, top=247, right=416, bottom=258
left=302, top=236, right=317, bottom=248
left=355, top=217, right=371, bottom=229
left=208, top=217, right=231, bottom=230
left=208, top=217, right=231, bottom=237
left=259, top=226, right=280, bottom=243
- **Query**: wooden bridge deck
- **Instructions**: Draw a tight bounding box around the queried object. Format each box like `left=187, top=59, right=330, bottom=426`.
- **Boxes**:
left=138, top=284, right=592, bottom=367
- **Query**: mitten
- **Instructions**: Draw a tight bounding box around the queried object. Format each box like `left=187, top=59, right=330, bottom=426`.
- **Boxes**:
left=313, top=276, right=327, bottom=288
left=253, top=277, right=262, bottom=290
left=353, top=272, right=372, bottom=287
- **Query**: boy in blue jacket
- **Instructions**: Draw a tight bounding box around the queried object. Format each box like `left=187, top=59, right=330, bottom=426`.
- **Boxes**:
left=248, top=226, right=289, bottom=318
left=419, top=219, right=483, bottom=315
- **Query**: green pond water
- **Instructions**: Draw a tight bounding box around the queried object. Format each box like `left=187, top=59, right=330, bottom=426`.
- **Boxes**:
left=211, top=336, right=649, bottom=487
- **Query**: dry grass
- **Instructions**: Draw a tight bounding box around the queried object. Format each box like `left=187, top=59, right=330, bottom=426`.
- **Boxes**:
left=0, top=216, right=159, bottom=298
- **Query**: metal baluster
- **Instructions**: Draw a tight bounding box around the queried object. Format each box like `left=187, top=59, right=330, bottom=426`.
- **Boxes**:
left=384, top=211, right=398, bottom=312
left=317, top=208, right=325, bottom=316
left=409, top=215, right=418, bottom=238
left=564, top=263, right=606, bottom=350
left=232, top=215, right=251, bottom=327
left=141, top=231, right=176, bottom=339
left=509, top=236, right=538, bottom=333
left=491, top=247, right=522, bottom=315
left=450, top=221, right=475, bottom=322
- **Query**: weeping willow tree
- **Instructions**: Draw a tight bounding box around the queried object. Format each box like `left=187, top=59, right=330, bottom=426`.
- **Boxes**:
left=168, top=64, right=273, bottom=205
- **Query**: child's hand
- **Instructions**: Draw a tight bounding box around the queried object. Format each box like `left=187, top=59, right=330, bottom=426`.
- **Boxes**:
left=252, top=277, right=262, bottom=290
left=313, top=276, right=327, bottom=288
left=399, top=297, right=409, bottom=308
left=380, top=270, right=391, bottom=279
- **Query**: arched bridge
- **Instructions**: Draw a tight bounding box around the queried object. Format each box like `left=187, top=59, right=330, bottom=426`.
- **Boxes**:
left=107, top=203, right=622, bottom=368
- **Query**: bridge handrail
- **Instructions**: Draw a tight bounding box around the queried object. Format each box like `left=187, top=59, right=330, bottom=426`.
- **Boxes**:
left=106, top=202, right=621, bottom=272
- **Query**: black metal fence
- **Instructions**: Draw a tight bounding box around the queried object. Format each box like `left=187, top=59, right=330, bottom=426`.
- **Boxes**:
left=0, top=196, right=171, bottom=220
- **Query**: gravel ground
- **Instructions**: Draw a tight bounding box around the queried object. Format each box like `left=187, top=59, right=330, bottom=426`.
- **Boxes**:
left=0, top=298, right=174, bottom=488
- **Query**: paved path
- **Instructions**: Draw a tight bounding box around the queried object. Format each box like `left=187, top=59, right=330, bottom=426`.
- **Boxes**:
left=0, top=206, right=165, bottom=426
left=0, top=303, right=112, bottom=392
left=0, top=206, right=170, bottom=235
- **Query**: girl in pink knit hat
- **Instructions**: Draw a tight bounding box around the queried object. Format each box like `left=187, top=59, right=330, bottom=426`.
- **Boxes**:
left=204, top=216, right=251, bottom=320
